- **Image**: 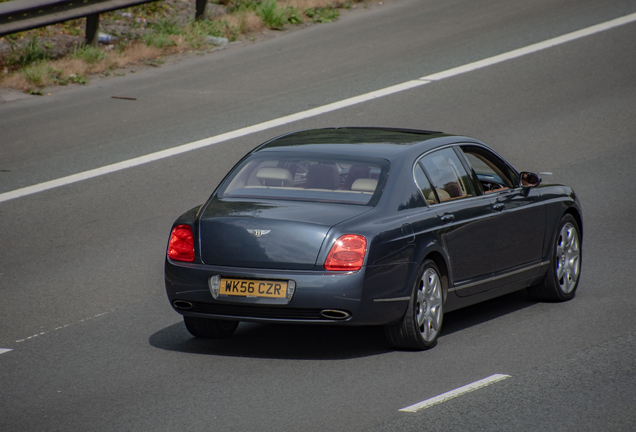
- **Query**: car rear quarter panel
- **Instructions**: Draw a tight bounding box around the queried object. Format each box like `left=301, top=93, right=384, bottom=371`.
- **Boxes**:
left=335, top=204, right=446, bottom=304
left=537, top=184, right=583, bottom=261
left=332, top=149, right=454, bottom=314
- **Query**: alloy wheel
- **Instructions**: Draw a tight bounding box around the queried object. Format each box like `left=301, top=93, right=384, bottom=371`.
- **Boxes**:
left=556, top=222, right=581, bottom=294
left=416, top=268, right=443, bottom=342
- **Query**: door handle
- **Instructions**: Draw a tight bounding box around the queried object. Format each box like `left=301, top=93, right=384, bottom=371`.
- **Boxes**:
left=493, top=203, right=505, bottom=212
left=440, top=214, right=454, bottom=224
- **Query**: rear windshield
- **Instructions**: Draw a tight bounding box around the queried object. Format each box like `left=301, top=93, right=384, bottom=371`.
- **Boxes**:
left=218, top=152, right=389, bottom=205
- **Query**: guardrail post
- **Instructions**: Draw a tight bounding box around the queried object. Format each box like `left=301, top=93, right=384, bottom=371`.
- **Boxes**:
left=85, top=13, right=99, bottom=46
left=195, top=0, right=208, bottom=20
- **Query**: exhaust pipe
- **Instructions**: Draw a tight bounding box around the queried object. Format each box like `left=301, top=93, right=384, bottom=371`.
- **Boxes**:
left=173, top=300, right=193, bottom=310
left=320, top=309, right=351, bottom=320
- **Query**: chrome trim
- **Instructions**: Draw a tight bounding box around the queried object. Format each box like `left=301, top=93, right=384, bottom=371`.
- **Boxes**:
left=374, top=296, right=410, bottom=302
left=428, top=192, right=492, bottom=207
left=247, top=229, right=271, bottom=238
left=172, top=300, right=194, bottom=310
left=450, top=261, right=550, bottom=292
left=320, top=309, right=351, bottom=320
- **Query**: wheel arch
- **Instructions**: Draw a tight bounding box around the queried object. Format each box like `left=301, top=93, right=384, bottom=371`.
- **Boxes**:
left=422, top=250, right=450, bottom=304
left=564, top=207, right=583, bottom=240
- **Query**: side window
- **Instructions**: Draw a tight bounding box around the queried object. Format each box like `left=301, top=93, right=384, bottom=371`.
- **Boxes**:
left=460, top=146, right=518, bottom=193
left=414, top=164, right=437, bottom=205
left=419, top=148, right=476, bottom=202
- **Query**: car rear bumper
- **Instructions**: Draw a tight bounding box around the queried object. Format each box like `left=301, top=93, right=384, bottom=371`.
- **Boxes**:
left=165, top=258, right=410, bottom=326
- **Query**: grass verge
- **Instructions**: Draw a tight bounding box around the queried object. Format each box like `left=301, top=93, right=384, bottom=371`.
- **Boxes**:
left=0, top=0, right=367, bottom=93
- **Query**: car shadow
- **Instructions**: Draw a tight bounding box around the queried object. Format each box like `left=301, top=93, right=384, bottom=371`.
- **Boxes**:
left=441, top=290, right=538, bottom=336
left=149, top=321, right=392, bottom=360
left=149, top=290, right=538, bottom=360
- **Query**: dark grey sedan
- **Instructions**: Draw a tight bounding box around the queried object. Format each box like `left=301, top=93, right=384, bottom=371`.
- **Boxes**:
left=165, top=127, right=582, bottom=350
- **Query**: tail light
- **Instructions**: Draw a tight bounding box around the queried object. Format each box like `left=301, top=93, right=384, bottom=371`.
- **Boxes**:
left=324, top=234, right=367, bottom=271
left=168, top=225, right=195, bottom=262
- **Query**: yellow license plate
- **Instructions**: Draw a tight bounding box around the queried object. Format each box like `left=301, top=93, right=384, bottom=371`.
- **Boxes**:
left=220, top=278, right=287, bottom=298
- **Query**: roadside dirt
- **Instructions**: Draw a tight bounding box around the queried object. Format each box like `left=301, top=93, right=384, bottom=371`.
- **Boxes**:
left=0, top=0, right=391, bottom=102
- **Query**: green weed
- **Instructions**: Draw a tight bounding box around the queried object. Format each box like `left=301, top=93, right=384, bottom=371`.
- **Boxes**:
left=228, top=1, right=260, bottom=14
left=59, top=19, right=83, bottom=36
left=115, top=41, right=129, bottom=54
left=185, top=20, right=210, bottom=49
left=69, top=74, right=88, bottom=85
left=119, top=2, right=173, bottom=18
left=285, top=7, right=303, bottom=25
left=20, top=62, right=48, bottom=86
left=305, top=6, right=340, bottom=23
left=10, top=37, right=49, bottom=66
left=221, top=20, right=240, bottom=42
left=142, top=31, right=176, bottom=48
left=48, top=67, right=69, bottom=85
left=258, top=0, right=286, bottom=29
left=152, top=18, right=183, bottom=35
left=70, top=45, right=107, bottom=64
left=186, top=19, right=238, bottom=44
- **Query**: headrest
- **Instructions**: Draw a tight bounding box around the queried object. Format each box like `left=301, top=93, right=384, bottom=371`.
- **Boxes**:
left=351, top=178, right=377, bottom=193
left=256, top=167, right=293, bottom=186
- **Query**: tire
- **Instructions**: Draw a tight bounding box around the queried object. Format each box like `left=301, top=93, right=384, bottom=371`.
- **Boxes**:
left=184, top=316, right=239, bottom=338
left=385, top=259, right=444, bottom=350
left=527, top=214, right=582, bottom=302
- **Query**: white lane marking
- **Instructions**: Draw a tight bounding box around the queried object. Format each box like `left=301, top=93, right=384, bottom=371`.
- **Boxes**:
left=0, top=79, right=429, bottom=204
left=421, top=13, right=636, bottom=81
left=14, top=311, right=110, bottom=343
left=1, top=11, right=636, bottom=204
left=399, top=374, right=510, bottom=412
left=0, top=348, right=13, bottom=355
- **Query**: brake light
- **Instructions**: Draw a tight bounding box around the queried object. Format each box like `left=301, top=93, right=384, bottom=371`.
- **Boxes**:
left=324, top=234, right=367, bottom=271
left=168, top=225, right=195, bottom=262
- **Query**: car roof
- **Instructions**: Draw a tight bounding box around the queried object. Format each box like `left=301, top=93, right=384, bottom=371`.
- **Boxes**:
left=254, top=127, right=478, bottom=160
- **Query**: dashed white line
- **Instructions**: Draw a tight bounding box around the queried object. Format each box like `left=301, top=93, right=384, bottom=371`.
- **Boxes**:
left=1, top=12, right=635, bottom=204
left=399, top=374, right=511, bottom=412
left=15, top=311, right=110, bottom=343
left=0, top=348, right=12, bottom=355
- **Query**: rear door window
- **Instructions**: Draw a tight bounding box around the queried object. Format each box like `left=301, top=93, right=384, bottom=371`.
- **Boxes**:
left=414, top=164, right=436, bottom=205
left=419, top=148, right=476, bottom=203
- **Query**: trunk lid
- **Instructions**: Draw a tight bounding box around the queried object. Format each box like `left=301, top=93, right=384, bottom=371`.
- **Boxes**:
left=199, top=198, right=372, bottom=269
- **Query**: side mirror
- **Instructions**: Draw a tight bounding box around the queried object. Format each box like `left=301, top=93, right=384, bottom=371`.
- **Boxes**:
left=519, top=171, right=541, bottom=188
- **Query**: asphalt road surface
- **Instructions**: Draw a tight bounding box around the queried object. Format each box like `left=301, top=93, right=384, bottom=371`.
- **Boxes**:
left=1, top=0, right=636, bottom=430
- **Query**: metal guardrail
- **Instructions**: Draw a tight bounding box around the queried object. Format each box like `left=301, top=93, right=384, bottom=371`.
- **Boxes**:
left=0, top=0, right=208, bottom=45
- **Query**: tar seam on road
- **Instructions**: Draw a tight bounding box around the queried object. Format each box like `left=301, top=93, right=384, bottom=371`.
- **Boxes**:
left=399, top=374, right=511, bottom=412
left=1, top=12, right=636, bottom=204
